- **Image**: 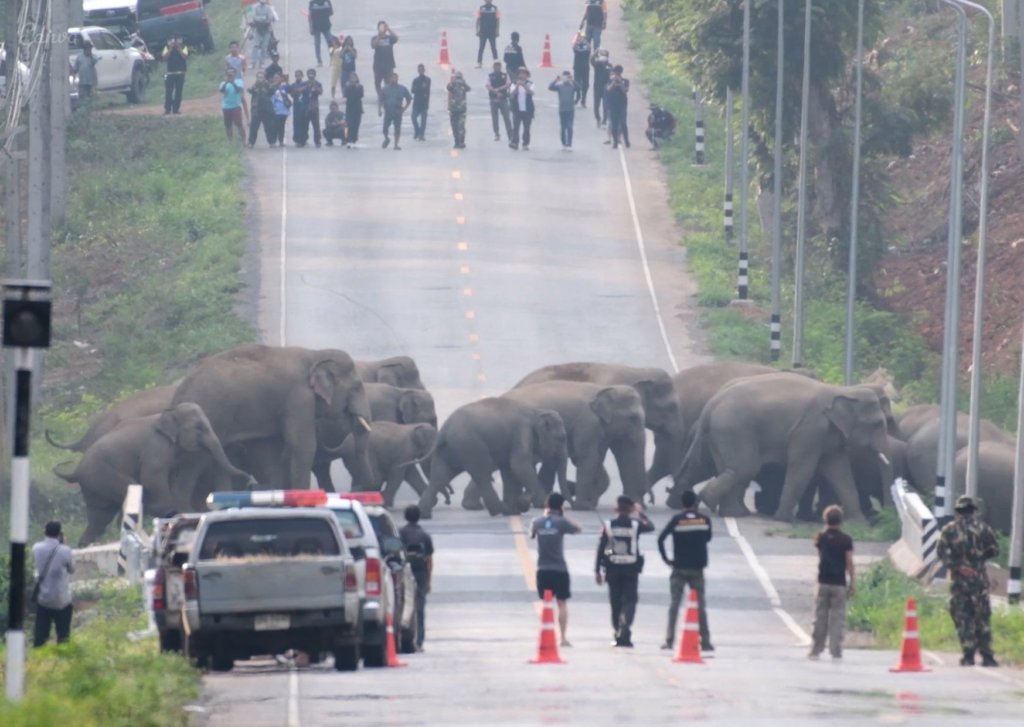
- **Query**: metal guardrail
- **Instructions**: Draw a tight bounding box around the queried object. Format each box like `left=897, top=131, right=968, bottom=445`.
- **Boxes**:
left=889, top=478, right=941, bottom=579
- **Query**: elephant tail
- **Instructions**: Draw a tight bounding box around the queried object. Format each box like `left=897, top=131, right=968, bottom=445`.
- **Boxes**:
left=45, top=429, right=84, bottom=452
left=53, top=460, right=80, bottom=484
left=677, top=419, right=714, bottom=487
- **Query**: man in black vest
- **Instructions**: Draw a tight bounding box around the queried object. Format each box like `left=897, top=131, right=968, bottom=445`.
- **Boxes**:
left=658, top=489, right=714, bottom=651
left=475, top=1, right=501, bottom=68
left=595, top=495, right=654, bottom=647
left=308, top=0, right=334, bottom=67
left=162, top=36, right=188, bottom=114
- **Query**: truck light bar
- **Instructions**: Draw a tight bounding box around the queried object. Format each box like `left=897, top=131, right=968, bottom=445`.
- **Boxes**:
left=339, top=492, right=384, bottom=505
left=206, top=490, right=328, bottom=510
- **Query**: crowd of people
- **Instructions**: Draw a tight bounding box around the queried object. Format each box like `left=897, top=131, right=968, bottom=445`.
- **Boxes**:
left=196, top=1, right=638, bottom=152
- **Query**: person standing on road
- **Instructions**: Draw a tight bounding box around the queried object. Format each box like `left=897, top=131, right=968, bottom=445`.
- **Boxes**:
left=340, top=35, right=358, bottom=92
left=289, top=69, right=311, bottom=147
left=400, top=505, right=434, bottom=653
left=304, top=68, right=324, bottom=147
left=447, top=70, right=471, bottom=149
left=510, top=68, right=534, bottom=151
left=162, top=36, right=188, bottom=114
left=343, top=72, right=365, bottom=146
left=32, top=521, right=75, bottom=647
left=225, top=40, right=247, bottom=78
left=937, top=495, right=1000, bottom=667
left=323, top=101, right=346, bottom=145
left=247, top=70, right=276, bottom=147
left=371, top=20, right=399, bottom=97
left=271, top=76, right=291, bottom=147
left=580, top=0, right=608, bottom=49
left=308, top=0, right=334, bottom=67
left=571, top=33, right=591, bottom=108
left=73, top=42, right=99, bottom=103
left=530, top=493, right=582, bottom=647
left=475, top=0, right=501, bottom=68
left=605, top=64, right=630, bottom=149
left=658, top=490, right=714, bottom=652
left=807, top=505, right=855, bottom=661
left=591, top=48, right=611, bottom=127
left=503, top=31, right=526, bottom=78
left=264, top=52, right=283, bottom=88
left=328, top=36, right=344, bottom=97
left=549, top=70, right=579, bottom=151
left=595, top=496, right=654, bottom=648
left=410, top=64, right=431, bottom=141
left=219, top=67, right=248, bottom=143
left=378, top=72, right=411, bottom=150
left=486, top=60, right=513, bottom=142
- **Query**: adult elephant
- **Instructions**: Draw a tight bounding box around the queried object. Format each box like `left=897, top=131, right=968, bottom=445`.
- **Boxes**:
left=896, top=404, right=940, bottom=441
left=953, top=441, right=1015, bottom=535
left=45, top=383, right=178, bottom=453
left=671, top=374, right=892, bottom=522
left=356, top=356, right=426, bottom=390
left=55, top=403, right=254, bottom=546
left=514, top=362, right=683, bottom=490
left=503, top=381, right=647, bottom=509
left=335, top=422, right=438, bottom=507
left=171, top=345, right=373, bottom=488
left=417, top=399, right=569, bottom=518
left=311, top=382, right=438, bottom=491
left=904, top=414, right=1011, bottom=495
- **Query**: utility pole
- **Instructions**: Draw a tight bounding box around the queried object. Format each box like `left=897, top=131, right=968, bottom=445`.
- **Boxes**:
left=50, top=0, right=69, bottom=223
left=723, top=87, right=734, bottom=242
left=770, top=0, right=784, bottom=362
left=792, top=0, right=813, bottom=369
left=736, top=0, right=751, bottom=300
left=27, top=0, right=53, bottom=282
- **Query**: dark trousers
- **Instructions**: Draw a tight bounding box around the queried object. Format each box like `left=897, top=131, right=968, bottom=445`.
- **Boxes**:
left=559, top=109, right=574, bottom=147
left=312, top=28, right=333, bottom=64
left=222, top=107, right=245, bottom=141
left=248, top=109, right=275, bottom=146
left=34, top=604, right=72, bottom=647
left=347, top=109, right=362, bottom=142
left=607, top=571, right=639, bottom=644
left=414, top=575, right=428, bottom=647
left=293, top=107, right=310, bottom=145
left=324, top=125, right=346, bottom=144
left=305, top=108, right=322, bottom=146
left=512, top=109, right=532, bottom=147
left=383, top=109, right=403, bottom=140
left=411, top=103, right=428, bottom=139
left=272, top=114, right=288, bottom=145
left=490, top=98, right=512, bottom=139
left=609, top=107, right=629, bottom=147
left=575, top=78, right=589, bottom=107
left=477, top=34, right=498, bottom=64
left=164, top=72, right=185, bottom=112
left=593, top=88, right=606, bottom=125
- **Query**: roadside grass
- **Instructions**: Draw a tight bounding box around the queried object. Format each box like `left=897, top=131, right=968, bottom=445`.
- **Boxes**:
left=0, top=581, right=198, bottom=726
left=766, top=507, right=902, bottom=543
left=623, top=2, right=936, bottom=389
left=848, top=561, right=1024, bottom=665
left=174, top=0, right=250, bottom=103
left=20, top=107, right=254, bottom=544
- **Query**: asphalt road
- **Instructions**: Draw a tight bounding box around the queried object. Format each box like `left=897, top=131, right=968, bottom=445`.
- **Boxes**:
left=198, top=1, right=1024, bottom=723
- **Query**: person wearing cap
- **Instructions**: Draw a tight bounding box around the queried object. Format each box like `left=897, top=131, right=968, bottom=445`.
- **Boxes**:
left=475, top=0, right=501, bottom=68
left=807, top=505, right=854, bottom=660
left=486, top=60, right=513, bottom=142
left=658, top=490, right=713, bottom=652
left=595, top=495, right=654, bottom=647
left=590, top=48, right=612, bottom=127
left=73, top=42, right=100, bottom=103
left=604, top=64, right=630, bottom=149
left=530, top=493, right=582, bottom=647
left=548, top=70, right=579, bottom=151
left=571, top=33, right=591, bottom=108
left=162, top=36, right=188, bottom=114
left=503, top=31, right=526, bottom=78
left=938, top=495, right=1000, bottom=667
left=447, top=70, right=471, bottom=149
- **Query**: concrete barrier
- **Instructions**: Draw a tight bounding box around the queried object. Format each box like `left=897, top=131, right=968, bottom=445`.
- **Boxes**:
left=888, top=478, right=940, bottom=579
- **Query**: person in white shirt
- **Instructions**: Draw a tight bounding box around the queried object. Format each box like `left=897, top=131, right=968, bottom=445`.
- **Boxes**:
left=32, top=520, right=75, bottom=646
left=510, top=68, right=535, bottom=151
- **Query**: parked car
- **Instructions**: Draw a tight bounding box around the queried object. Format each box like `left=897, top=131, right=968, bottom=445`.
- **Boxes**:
left=180, top=506, right=363, bottom=672
left=150, top=512, right=202, bottom=653
left=83, top=0, right=140, bottom=41
left=69, top=26, right=149, bottom=104
left=138, top=0, right=215, bottom=52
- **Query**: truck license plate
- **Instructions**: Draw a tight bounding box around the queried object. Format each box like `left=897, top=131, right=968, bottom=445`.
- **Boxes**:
left=254, top=614, right=290, bottom=631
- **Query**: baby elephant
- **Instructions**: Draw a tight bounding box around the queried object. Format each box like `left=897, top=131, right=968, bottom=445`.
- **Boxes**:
left=337, top=422, right=438, bottom=507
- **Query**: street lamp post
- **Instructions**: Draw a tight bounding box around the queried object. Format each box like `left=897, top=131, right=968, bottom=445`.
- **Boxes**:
left=843, top=0, right=866, bottom=385
left=770, top=0, right=785, bottom=361
left=737, top=0, right=752, bottom=300
left=792, top=0, right=812, bottom=368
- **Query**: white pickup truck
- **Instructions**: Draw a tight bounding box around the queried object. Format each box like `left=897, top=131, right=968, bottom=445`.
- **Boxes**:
left=179, top=508, right=363, bottom=672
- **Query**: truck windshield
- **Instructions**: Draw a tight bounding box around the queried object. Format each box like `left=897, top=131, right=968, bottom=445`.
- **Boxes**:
left=368, top=513, right=397, bottom=541
left=198, top=518, right=341, bottom=560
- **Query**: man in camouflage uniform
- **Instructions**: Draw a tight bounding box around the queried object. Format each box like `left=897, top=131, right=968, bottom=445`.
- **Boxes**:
left=447, top=71, right=471, bottom=149
left=936, top=495, right=1000, bottom=667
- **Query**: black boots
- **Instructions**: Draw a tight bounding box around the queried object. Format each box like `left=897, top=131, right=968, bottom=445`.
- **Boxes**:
left=959, top=649, right=975, bottom=666
left=962, top=649, right=999, bottom=667
left=980, top=652, right=999, bottom=667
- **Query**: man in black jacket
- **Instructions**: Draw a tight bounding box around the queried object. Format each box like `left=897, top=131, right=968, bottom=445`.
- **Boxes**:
left=658, top=490, right=714, bottom=652
left=308, top=0, right=334, bottom=67
left=475, top=1, right=501, bottom=68
left=410, top=64, right=431, bottom=141
left=595, top=496, right=654, bottom=647
left=162, top=36, right=188, bottom=114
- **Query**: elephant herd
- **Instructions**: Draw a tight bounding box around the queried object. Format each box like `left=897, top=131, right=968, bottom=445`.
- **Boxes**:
left=50, top=345, right=1013, bottom=547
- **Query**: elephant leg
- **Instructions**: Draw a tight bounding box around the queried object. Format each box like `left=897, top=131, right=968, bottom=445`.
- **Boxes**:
left=381, top=468, right=405, bottom=508
left=509, top=455, right=548, bottom=511
left=499, top=467, right=530, bottom=515
left=718, top=485, right=751, bottom=517
left=462, top=481, right=485, bottom=510
left=646, top=432, right=673, bottom=488
left=773, top=455, right=821, bottom=522
left=796, top=476, right=822, bottom=522
left=418, top=456, right=458, bottom=518
left=596, top=466, right=611, bottom=497
left=697, top=465, right=757, bottom=514
left=573, top=455, right=603, bottom=510
left=403, top=465, right=429, bottom=497
left=537, top=462, right=557, bottom=494
left=79, top=502, right=120, bottom=547
left=817, top=455, right=867, bottom=522
left=465, top=467, right=504, bottom=517
left=313, top=459, right=337, bottom=492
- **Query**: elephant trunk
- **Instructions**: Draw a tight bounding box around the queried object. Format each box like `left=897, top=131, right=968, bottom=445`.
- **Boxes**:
left=202, top=430, right=253, bottom=482
left=53, top=461, right=79, bottom=483
left=555, top=450, right=569, bottom=499
left=612, top=432, right=647, bottom=503
left=343, top=389, right=376, bottom=487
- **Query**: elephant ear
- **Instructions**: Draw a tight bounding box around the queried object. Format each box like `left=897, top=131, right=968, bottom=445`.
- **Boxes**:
left=155, top=408, right=179, bottom=444
left=532, top=410, right=564, bottom=442
left=398, top=390, right=417, bottom=423
left=824, top=395, right=860, bottom=440
left=590, top=387, right=621, bottom=426
left=412, top=424, right=436, bottom=452
left=310, top=361, right=336, bottom=405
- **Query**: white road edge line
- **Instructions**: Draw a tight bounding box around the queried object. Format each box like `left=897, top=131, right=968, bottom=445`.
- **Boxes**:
left=287, top=666, right=300, bottom=727
left=617, top=147, right=679, bottom=375
left=725, top=516, right=811, bottom=645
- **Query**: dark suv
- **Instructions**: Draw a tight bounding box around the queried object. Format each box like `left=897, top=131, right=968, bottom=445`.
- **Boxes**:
left=138, top=0, right=215, bottom=51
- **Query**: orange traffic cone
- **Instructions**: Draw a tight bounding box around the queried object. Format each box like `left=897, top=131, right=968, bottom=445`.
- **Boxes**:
left=385, top=611, right=407, bottom=668
left=529, top=589, right=565, bottom=664
left=539, top=34, right=553, bottom=68
left=439, top=30, right=451, bottom=68
left=672, top=587, right=704, bottom=664
left=890, top=598, right=930, bottom=672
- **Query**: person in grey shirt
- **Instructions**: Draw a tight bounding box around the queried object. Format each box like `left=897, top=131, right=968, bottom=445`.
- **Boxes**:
left=549, top=70, right=580, bottom=150
left=530, top=493, right=582, bottom=646
left=378, top=71, right=412, bottom=150
left=73, top=42, right=100, bottom=102
left=32, top=520, right=75, bottom=646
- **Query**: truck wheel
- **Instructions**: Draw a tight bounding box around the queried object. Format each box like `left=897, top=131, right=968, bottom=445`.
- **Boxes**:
left=159, top=629, right=182, bottom=653
left=211, top=651, right=234, bottom=672
left=127, top=67, right=145, bottom=103
left=333, top=645, right=360, bottom=671
left=200, top=29, right=216, bottom=53
left=362, top=642, right=385, bottom=668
